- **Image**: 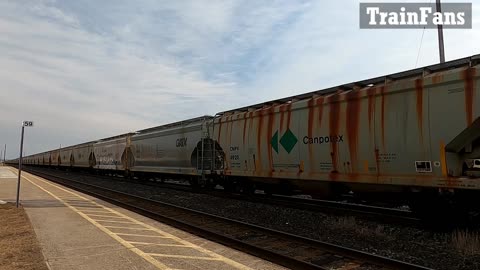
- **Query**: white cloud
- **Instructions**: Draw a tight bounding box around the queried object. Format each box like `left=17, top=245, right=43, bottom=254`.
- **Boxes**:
left=0, top=0, right=478, bottom=157
left=0, top=1, right=237, bottom=155
left=240, top=0, right=480, bottom=102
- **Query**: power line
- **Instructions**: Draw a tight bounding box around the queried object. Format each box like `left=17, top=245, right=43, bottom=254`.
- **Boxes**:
left=415, top=0, right=433, bottom=68
left=415, top=26, right=426, bottom=68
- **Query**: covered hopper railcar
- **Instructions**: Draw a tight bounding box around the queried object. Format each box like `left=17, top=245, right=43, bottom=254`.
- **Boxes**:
left=59, top=146, right=73, bottom=167
left=39, top=152, right=49, bottom=166
left=213, top=55, right=480, bottom=214
left=93, top=133, right=133, bottom=172
left=71, top=142, right=95, bottom=168
left=127, top=116, right=223, bottom=186
left=49, top=149, right=60, bottom=167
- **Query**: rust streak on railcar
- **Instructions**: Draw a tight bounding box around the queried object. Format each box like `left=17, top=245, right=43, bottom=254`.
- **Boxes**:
left=256, top=109, right=264, bottom=173
left=217, top=118, right=223, bottom=142
left=379, top=86, right=386, bottom=149
left=307, top=98, right=315, bottom=163
left=415, top=78, right=424, bottom=143
left=462, top=67, right=476, bottom=126
left=316, top=96, right=325, bottom=129
left=228, top=116, right=234, bottom=146
left=346, top=90, right=361, bottom=173
left=279, top=104, right=286, bottom=133
left=242, top=112, right=248, bottom=145
left=226, top=116, right=233, bottom=169
left=440, top=140, right=448, bottom=177
left=267, top=106, right=275, bottom=175
left=286, top=103, right=292, bottom=129
left=307, top=99, right=315, bottom=139
left=367, top=88, right=376, bottom=133
left=328, top=92, right=341, bottom=176
left=248, top=111, right=255, bottom=171
left=248, top=111, right=255, bottom=142
left=432, top=73, right=444, bottom=84
left=312, top=97, right=325, bottom=174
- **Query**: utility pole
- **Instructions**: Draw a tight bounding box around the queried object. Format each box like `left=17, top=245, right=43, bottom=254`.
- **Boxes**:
left=3, top=144, right=5, bottom=163
left=436, top=0, right=445, bottom=63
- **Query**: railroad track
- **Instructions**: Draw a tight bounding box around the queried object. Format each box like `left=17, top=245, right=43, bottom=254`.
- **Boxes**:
left=242, top=194, right=421, bottom=226
left=25, top=167, right=421, bottom=227
left=23, top=167, right=432, bottom=270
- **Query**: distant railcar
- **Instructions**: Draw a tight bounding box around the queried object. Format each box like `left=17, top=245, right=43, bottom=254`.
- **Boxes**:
left=35, top=154, right=41, bottom=165
left=59, top=147, right=73, bottom=167
left=130, top=117, right=211, bottom=175
left=128, top=116, right=216, bottom=180
left=49, top=149, right=60, bottom=166
left=42, top=152, right=50, bottom=166
left=71, top=142, right=95, bottom=168
left=93, top=134, right=132, bottom=171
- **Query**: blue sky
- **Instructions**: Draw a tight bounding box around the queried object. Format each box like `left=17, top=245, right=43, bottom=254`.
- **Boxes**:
left=0, top=0, right=479, bottom=158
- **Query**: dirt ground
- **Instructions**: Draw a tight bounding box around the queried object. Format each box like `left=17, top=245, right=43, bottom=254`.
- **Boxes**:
left=0, top=202, right=47, bottom=270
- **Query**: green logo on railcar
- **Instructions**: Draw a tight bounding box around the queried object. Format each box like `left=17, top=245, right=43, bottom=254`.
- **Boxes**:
left=271, top=128, right=298, bottom=154
left=271, top=131, right=279, bottom=153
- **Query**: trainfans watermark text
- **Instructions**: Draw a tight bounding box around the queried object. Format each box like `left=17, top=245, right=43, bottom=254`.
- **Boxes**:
left=360, top=2, right=472, bottom=28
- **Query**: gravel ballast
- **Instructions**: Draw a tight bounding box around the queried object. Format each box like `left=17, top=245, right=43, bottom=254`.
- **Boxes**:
left=32, top=168, right=480, bottom=270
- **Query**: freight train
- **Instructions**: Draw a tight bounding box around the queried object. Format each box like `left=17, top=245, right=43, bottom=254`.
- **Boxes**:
left=9, top=54, right=480, bottom=218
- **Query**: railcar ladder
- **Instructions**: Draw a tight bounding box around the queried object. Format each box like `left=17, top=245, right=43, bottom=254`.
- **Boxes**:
left=197, top=137, right=214, bottom=171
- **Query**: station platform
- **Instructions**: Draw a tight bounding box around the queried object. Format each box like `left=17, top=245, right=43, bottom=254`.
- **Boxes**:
left=0, top=167, right=286, bottom=270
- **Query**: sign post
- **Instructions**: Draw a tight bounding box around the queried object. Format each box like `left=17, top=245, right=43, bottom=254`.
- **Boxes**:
left=16, top=121, right=33, bottom=208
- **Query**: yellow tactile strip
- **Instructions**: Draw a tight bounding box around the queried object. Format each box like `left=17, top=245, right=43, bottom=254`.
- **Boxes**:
left=11, top=169, right=254, bottom=270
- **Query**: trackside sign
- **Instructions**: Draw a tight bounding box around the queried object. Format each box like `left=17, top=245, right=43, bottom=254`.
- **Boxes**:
left=359, top=2, right=472, bottom=29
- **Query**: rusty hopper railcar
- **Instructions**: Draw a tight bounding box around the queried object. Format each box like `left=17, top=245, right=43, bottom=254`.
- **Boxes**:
left=128, top=116, right=223, bottom=185
left=214, top=55, right=480, bottom=211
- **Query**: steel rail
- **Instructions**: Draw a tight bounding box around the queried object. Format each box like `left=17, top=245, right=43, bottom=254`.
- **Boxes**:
left=27, top=167, right=421, bottom=226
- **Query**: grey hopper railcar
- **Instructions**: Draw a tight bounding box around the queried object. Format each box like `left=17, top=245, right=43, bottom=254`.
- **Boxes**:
left=49, top=149, right=60, bottom=166
left=71, top=142, right=96, bottom=168
left=127, top=116, right=225, bottom=185
left=92, top=133, right=133, bottom=171
left=59, top=147, right=73, bottom=167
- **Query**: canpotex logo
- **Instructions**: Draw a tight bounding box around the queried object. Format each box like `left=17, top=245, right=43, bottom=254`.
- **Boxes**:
left=359, top=2, right=472, bottom=29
